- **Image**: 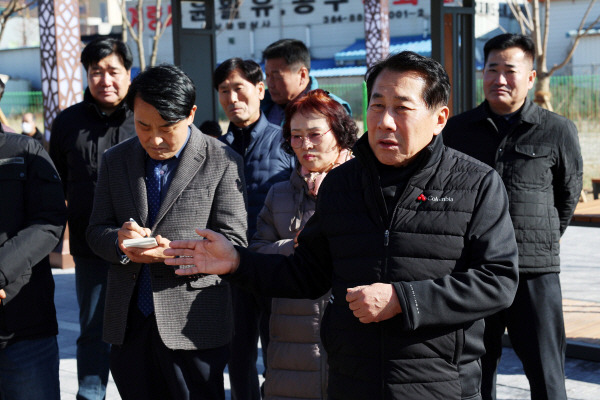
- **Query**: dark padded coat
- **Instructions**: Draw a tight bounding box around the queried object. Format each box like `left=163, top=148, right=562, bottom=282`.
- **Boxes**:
left=219, top=112, right=294, bottom=237
left=49, top=89, right=135, bottom=258
left=249, top=168, right=327, bottom=400
left=0, top=131, right=66, bottom=346
left=443, top=99, right=583, bottom=272
left=229, top=134, right=519, bottom=400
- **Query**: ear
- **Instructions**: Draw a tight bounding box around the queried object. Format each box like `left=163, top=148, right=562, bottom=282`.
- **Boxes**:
left=257, top=81, right=265, bottom=100
left=298, top=66, right=309, bottom=87
left=527, top=69, right=536, bottom=90
left=186, top=105, right=197, bottom=125
left=432, top=106, right=449, bottom=136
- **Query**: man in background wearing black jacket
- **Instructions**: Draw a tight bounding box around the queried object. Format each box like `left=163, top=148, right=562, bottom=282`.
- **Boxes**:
left=0, top=125, right=66, bottom=399
left=49, top=37, right=136, bottom=400
left=444, top=34, right=583, bottom=400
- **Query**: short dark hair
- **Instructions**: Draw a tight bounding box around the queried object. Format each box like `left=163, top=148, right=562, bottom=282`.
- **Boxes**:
left=484, top=33, right=536, bottom=65
left=213, top=58, right=263, bottom=90
left=0, top=79, right=4, bottom=101
left=81, top=37, right=133, bottom=71
left=262, top=39, right=311, bottom=71
left=365, top=51, right=450, bottom=110
left=126, top=64, right=196, bottom=123
left=282, top=89, right=358, bottom=155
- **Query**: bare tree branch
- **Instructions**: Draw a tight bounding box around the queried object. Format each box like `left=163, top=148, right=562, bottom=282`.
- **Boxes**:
left=541, top=0, right=550, bottom=69
left=118, top=0, right=139, bottom=42
left=508, top=0, right=533, bottom=34
left=522, top=0, right=534, bottom=31
left=549, top=0, right=600, bottom=76
left=118, top=0, right=146, bottom=69
left=217, top=0, right=245, bottom=34
left=507, top=0, right=525, bottom=34
left=531, top=0, right=543, bottom=60
left=119, top=0, right=173, bottom=69
left=136, top=0, right=145, bottom=70
left=0, top=0, right=36, bottom=44
left=149, top=0, right=164, bottom=66
left=508, top=0, right=599, bottom=109
left=154, top=10, right=172, bottom=50
left=119, top=0, right=128, bottom=42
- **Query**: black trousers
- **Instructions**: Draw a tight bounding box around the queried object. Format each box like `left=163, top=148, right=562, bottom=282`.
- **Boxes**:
left=481, top=272, right=567, bottom=400
left=228, top=285, right=271, bottom=400
left=110, top=307, right=229, bottom=400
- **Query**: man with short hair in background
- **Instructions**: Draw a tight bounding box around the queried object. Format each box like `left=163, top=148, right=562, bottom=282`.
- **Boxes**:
left=261, top=39, right=351, bottom=125
left=444, top=33, right=583, bottom=400
left=49, top=37, right=136, bottom=400
left=214, top=57, right=294, bottom=400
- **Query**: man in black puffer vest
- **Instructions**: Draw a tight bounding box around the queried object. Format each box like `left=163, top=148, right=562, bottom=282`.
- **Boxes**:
left=444, top=34, right=583, bottom=400
left=166, top=51, right=520, bottom=400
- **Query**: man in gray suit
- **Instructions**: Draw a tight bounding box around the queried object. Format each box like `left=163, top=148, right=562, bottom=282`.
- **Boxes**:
left=86, top=64, right=248, bottom=400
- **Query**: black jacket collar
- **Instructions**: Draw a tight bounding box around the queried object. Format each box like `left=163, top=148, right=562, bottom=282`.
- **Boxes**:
left=353, top=131, right=443, bottom=180
left=472, top=98, right=540, bottom=127
left=83, top=88, right=129, bottom=120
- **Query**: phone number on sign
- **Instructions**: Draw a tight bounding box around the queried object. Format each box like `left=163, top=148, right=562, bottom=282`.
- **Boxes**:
left=323, top=14, right=363, bottom=24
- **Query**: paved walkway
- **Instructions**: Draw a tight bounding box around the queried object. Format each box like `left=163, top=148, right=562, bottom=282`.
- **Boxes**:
left=53, top=225, right=600, bottom=399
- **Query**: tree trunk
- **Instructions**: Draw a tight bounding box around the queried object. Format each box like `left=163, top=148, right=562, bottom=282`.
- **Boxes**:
left=0, top=0, right=21, bottom=44
left=534, top=71, right=553, bottom=111
left=136, top=0, right=145, bottom=70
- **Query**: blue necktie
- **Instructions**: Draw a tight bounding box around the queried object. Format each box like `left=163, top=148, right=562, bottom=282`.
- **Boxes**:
left=137, top=160, right=162, bottom=316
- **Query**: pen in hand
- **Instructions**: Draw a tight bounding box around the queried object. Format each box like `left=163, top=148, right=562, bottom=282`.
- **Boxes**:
left=129, top=218, right=149, bottom=237
left=123, top=218, right=158, bottom=249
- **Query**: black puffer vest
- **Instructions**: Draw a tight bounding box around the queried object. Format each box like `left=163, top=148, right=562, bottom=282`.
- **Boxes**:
left=313, top=134, right=517, bottom=399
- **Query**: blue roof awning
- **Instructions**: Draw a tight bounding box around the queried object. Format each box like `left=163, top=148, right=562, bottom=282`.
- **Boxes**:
left=334, top=35, right=431, bottom=64
left=308, top=35, right=432, bottom=78
left=310, top=66, right=368, bottom=78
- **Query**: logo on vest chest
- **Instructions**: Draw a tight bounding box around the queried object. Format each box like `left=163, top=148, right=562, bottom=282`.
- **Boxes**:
left=416, top=193, right=454, bottom=203
left=428, top=195, right=454, bottom=202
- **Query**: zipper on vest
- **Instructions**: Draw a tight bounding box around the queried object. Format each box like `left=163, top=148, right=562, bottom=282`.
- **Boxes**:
left=381, top=232, right=390, bottom=397
left=383, top=229, right=390, bottom=281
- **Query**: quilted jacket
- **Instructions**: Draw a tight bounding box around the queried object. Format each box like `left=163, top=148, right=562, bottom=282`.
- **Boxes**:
left=443, top=99, right=583, bottom=272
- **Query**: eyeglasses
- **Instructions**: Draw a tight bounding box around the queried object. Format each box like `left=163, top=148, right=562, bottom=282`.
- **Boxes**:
left=289, top=129, right=332, bottom=149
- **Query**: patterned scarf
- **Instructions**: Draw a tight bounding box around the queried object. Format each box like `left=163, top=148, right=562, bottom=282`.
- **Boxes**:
left=290, top=148, right=354, bottom=232
left=300, top=148, right=353, bottom=197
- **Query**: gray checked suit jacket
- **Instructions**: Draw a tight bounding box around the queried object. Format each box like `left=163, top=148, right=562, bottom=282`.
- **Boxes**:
left=86, top=125, right=248, bottom=350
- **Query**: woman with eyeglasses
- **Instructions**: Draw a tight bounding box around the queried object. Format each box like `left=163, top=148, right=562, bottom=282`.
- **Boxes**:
left=249, top=89, right=358, bottom=400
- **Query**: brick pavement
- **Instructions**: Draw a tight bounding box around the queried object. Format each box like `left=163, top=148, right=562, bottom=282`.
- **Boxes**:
left=53, top=225, right=600, bottom=399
